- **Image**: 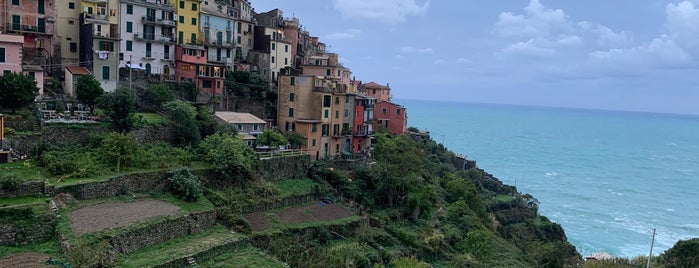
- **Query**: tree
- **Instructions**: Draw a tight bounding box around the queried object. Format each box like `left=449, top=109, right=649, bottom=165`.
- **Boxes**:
left=0, top=72, right=39, bottom=114
left=163, top=100, right=200, bottom=145
left=100, top=132, right=143, bottom=172
left=257, top=130, right=288, bottom=148
left=146, top=83, right=174, bottom=108
left=75, top=75, right=104, bottom=114
left=98, top=87, right=136, bottom=133
left=199, top=133, right=257, bottom=178
left=662, top=238, right=699, bottom=268
left=168, top=167, right=203, bottom=201
left=284, top=132, right=307, bottom=149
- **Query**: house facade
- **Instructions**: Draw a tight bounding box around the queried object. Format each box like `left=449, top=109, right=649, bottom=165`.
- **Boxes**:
left=201, top=1, right=236, bottom=71
left=363, top=81, right=391, bottom=102
left=78, top=0, right=120, bottom=92
left=55, top=0, right=81, bottom=66
left=374, top=101, right=407, bottom=135
left=214, top=111, right=266, bottom=146
left=119, top=0, right=177, bottom=79
left=0, top=33, right=24, bottom=74
left=174, top=45, right=224, bottom=94
left=64, top=66, right=91, bottom=96
left=232, top=0, right=254, bottom=70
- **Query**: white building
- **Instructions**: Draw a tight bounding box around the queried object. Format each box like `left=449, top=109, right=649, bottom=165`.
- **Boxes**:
left=119, top=0, right=177, bottom=79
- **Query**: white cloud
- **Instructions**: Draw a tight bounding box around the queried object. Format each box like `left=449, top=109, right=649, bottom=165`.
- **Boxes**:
left=325, top=29, right=362, bottom=39
left=333, top=0, right=430, bottom=24
left=589, top=36, right=693, bottom=69
left=578, top=22, right=634, bottom=47
left=494, top=0, right=571, bottom=38
left=666, top=1, right=699, bottom=50
left=499, top=39, right=556, bottom=59
left=456, top=58, right=472, bottom=64
left=399, top=46, right=433, bottom=54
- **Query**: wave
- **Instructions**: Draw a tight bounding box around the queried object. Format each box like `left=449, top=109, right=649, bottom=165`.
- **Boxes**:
left=545, top=172, right=558, bottom=177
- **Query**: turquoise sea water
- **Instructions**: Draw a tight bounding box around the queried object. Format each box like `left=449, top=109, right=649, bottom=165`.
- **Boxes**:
left=401, top=99, right=699, bottom=257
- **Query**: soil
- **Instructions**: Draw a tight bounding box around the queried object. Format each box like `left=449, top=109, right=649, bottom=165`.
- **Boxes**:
left=0, top=253, right=53, bottom=268
left=245, top=203, right=355, bottom=231
left=68, top=199, right=180, bottom=234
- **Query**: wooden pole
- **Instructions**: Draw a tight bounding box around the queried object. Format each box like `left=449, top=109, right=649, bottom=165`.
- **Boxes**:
left=647, top=228, right=656, bottom=268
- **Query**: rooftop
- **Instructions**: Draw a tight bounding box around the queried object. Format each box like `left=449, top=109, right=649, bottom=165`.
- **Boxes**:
left=65, top=66, right=91, bottom=75
left=214, top=112, right=266, bottom=124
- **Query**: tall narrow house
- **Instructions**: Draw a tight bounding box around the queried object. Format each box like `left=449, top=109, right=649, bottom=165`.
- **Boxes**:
left=78, top=0, right=120, bottom=92
left=120, top=0, right=177, bottom=80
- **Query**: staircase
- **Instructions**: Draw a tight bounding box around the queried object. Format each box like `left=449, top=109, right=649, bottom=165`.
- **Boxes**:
left=185, top=256, right=198, bottom=267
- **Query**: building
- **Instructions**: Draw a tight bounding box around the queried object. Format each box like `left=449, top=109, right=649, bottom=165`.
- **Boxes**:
left=352, top=94, right=375, bottom=153
left=0, top=33, right=25, bottom=74
left=119, top=0, right=177, bottom=79
left=172, top=0, right=202, bottom=46
left=278, top=72, right=352, bottom=160
left=174, top=45, right=224, bottom=94
left=0, top=113, right=8, bottom=163
left=252, top=9, right=292, bottom=83
left=1, top=0, right=57, bottom=92
left=64, top=65, right=91, bottom=96
left=232, top=0, right=254, bottom=69
left=55, top=0, right=81, bottom=66
left=78, top=0, right=120, bottom=92
left=301, top=53, right=351, bottom=89
left=214, top=111, right=266, bottom=146
left=374, top=101, right=407, bottom=135
left=363, top=81, right=391, bottom=102
left=201, top=1, right=235, bottom=71
left=282, top=17, right=312, bottom=68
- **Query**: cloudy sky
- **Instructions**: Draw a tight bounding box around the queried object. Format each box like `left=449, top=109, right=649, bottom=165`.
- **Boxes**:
left=252, top=0, right=699, bottom=115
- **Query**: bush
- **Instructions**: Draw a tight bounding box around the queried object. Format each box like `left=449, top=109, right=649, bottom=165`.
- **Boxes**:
left=3, top=127, right=16, bottom=136
left=0, top=174, right=21, bottom=191
left=661, top=238, right=699, bottom=268
left=219, top=212, right=252, bottom=234
left=168, top=167, right=203, bottom=201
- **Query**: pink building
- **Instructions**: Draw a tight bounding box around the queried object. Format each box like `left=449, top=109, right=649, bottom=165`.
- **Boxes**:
left=363, top=82, right=391, bottom=102
left=175, top=45, right=225, bottom=95
left=0, top=33, right=24, bottom=74
left=374, top=101, right=407, bottom=135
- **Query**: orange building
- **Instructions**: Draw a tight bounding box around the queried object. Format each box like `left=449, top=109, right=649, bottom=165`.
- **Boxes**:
left=363, top=81, right=391, bottom=102
left=374, top=101, right=407, bottom=135
left=175, top=45, right=224, bottom=95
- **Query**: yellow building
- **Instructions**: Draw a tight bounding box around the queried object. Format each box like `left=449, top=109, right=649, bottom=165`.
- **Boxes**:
left=172, top=0, right=203, bottom=45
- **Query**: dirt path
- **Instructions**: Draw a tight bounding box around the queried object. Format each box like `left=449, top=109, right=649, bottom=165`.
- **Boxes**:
left=68, top=199, right=179, bottom=234
left=0, top=253, right=53, bottom=268
left=246, top=203, right=355, bottom=231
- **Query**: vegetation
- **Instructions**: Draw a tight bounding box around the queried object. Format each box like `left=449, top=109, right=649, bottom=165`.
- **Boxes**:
left=75, top=75, right=104, bottom=114
left=284, top=131, right=307, bottom=149
left=167, top=167, right=203, bottom=201
left=257, top=129, right=288, bottom=148
left=660, top=238, right=699, bottom=268
left=144, top=83, right=175, bottom=109
left=98, top=87, right=137, bottom=132
left=199, top=133, right=258, bottom=179
left=99, top=132, right=144, bottom=172
left=163, top=100, right=201, bottom=146
left=0, top=72, right=39, bottom=114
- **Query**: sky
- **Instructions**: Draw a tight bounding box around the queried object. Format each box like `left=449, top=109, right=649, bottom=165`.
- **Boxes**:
left=252, top=0, right=699, bottom=115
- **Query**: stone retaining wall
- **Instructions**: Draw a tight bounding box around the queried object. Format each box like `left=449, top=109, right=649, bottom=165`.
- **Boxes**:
left=0, top=181, right=45, bottom=199
left=108, top=210, right=218, bottom=256
left=257, top=154, right=311, bottom=181
left=154, top=239, right=249, bottom=268
left=0, top=207, right=56, bottom=246
left=57, top=171, right=170, bottom=200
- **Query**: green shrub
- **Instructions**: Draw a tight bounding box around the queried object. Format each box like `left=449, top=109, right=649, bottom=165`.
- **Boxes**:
left=3, top=127, right=16, bottom=136
left=0, top=173, right=22, bottom=190
left=219, top=212, right=252, bottom=234
left=168, top=167, right=203, bottom=201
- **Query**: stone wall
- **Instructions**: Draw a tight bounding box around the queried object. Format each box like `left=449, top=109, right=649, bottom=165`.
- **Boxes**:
left=257, top=154, right=311, bottom=181
left=0, top=207, right=56, bottom=246
left=154, top=239, right=249, bottom=268
left=107, top=211, right=218, bottom=255
left=0, top=181, right=46, bottom=199
left=57, top=171, right=170, bottom=200
left=132, top=125, right=177, bottom=145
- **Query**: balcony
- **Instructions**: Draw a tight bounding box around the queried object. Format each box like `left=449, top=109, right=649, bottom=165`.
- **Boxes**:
left=121, top=0, right=176, bottom=11
left=83, top=13, right=110, bottom=24
left=160, top=54, right=174, bottom=62
left=206, top=39, right=233, bottom=48
left=83, top=0, right=108, bottom=3
left=5, top=23, right=52, bottom=35
left=207, top=56, right=232, bottom=65
left=354, top=130, right=375, bottom=137
left=142, top=16, right=177, bottom=27
left=134, top=33, right=174, bottom=44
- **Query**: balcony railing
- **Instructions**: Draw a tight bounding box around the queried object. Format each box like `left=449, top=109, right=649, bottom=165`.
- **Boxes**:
left=134, top=33, right=174, bottom=43
left=142, top=16, right=176, bottom=27
left=83, top=0, right=108, bottom=3
left=121, top=0, right=176, bottom=11
left=354, top=130, right=375, bottom=137
left=6, top=23, right=52, bottom=35
left=83, top=13, right=109, bottom=23
left=206, top=39, right=233, bottom=48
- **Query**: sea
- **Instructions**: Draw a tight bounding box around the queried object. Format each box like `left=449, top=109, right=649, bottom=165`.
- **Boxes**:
left=400, top=99, right=699, bottom=258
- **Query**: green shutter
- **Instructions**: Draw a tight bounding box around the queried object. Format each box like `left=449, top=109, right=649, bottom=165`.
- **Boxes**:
left=0, top=48, right=5, bottom=62
left=102, top=66, right=110, bottom=80
left=126, top=41, right=132, bottom=51
left=126, top=22, right=132, bottom=32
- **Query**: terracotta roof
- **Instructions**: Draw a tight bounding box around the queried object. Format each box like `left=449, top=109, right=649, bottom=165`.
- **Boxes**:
left=364, top=82, right=389, bottom=89
left=214, top=112, right=266, bottom=124
left=65, top=66, right=91, bottom=75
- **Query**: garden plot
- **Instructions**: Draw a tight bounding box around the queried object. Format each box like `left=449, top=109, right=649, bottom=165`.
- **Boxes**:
left=0, top=253, right=52, bottom=268
left=245, top=203, right=355, bottom=232
left=68, top=199, right=179, bottom=234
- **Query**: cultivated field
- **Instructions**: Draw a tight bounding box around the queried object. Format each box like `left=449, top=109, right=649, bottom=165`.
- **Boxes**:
left=246, top=203, right=355, bottom=231
left=68, top=199, right=180, bottom=234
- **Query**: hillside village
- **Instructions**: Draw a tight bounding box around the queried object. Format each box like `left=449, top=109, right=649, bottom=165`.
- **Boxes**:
left=0, top=0, right=408, bottom=160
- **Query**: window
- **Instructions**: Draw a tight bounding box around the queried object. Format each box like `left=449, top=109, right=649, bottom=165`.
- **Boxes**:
left=202, top=80, right=212, bottom=88
left=335, top=97, right=340, bottom=104
left=335, top=111, right=339, bottom=118
left=312, top=139, right=316, bottom=147
left=3, top=70, right=10, bottom=75
left=271, top=56, right=275, bottom=63
left=70, top=42, right=77, bottom=52
left=126, top=22, right=132, bottom=32
left=397, top=109, right=401, bottom=115
left=323, top=96, right=331, bottom=107
left=289, top=93, right=295, bottom=102
left=336, top=144, right=340, bottom=153
left=284, top=58, right=288, bottom=65
left=179, top=16, right=184, bottom=24
left=288, top=108, right=294, bottom=117
left=102, top=66, right=110, bottom=80
left=191, top=3, right=197, bottom=10
left=344, top=109, right=348, bottom=117
left=322, top=125, right=329, bottom=136
left=11, top=0, right=19, bottom=5
left=237, top=22, right=242, bottom=33
left=345, top=97, right=349, bottom=103
left=312, top=123, right=317, bottom=132
left=290, top=77, right=295, bottom=86
left=191, top=18, right=197, bottom=26
left=272, top=43, right=275, bottom=50
left=324, top=110, right=329, bottom=118
left=285, top=45, right=289, bottom=52
left=69, top=2, right=75, bottom=9
left=0, top=48, right=5, bottom=62
left=382, top=108, right=387, bottom=114
left=253, top=124, right=259, bottom=131
left=237, top=124, right=243, bottom=130
left=326, top=69, right=331, bottom=76
left=179, top=1, right=184, bottom=8
left=99, top=41, right=114, bottom=51
left=126, top=41, right=132, bottom=51
left=226, top=48, right=231, bottom=58
left=126, top=4, right=133, bottom=14
left=237, top=36, right=241, bottom=44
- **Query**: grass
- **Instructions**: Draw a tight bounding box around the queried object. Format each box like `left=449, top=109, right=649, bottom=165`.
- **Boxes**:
left=0, top=196, right=49, bottom=209
left=259, top=215, right=362, bottom=234
left=1, top=161, right=51, bottom=182
left=198, top=246, right=286, bottom=268
left=156, top=193, right=215, bottom=213
left=52, top=161, right=212, bottom=187
left=134, top=113, right=168, bottom=128
left=115, top=225, right=244, bottom=268
left=273, top=178, right=319, bottom=197
left=0, top=238, right=63, bottom=259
